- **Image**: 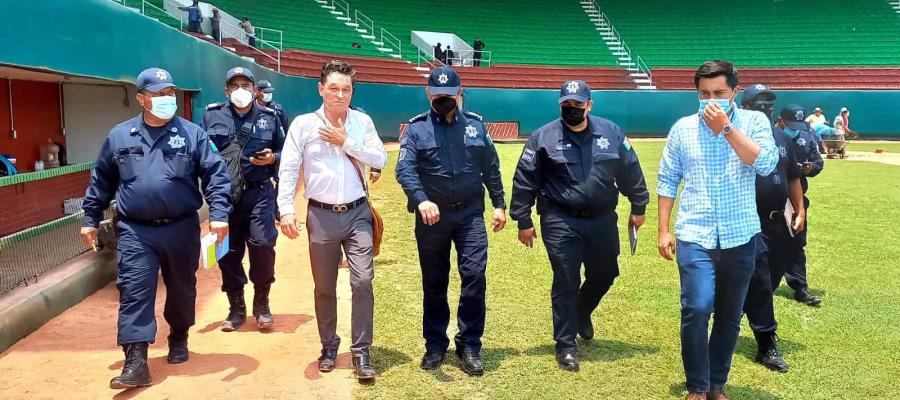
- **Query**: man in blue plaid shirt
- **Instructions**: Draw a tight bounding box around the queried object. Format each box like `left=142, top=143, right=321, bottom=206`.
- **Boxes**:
left=656, top=60, right=777, bottom=400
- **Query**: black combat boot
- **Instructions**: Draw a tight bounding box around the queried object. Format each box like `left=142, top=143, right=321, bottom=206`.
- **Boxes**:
left=253, top=284, right=274, bottom=330
left=109, top=342, right=152, bottom=389
left=221, top=289, right=246, bottom=332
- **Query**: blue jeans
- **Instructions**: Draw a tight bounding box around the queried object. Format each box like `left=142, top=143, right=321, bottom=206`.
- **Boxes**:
left=677, top=236, right=757, bottom=393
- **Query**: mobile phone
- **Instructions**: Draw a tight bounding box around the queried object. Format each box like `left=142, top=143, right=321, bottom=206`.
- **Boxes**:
left=252, top=150, right=271, bottom=159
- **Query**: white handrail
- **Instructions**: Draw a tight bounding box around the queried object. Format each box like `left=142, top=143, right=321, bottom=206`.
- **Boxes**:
left=217, top=16, right=282, bottom=72
left=354, top=10, right=373, bottom=34
left=587, top=0, right=653, bottom=85
left=381, top=28, right=401, bottom=57
left=254, top=26, right=284, bottom=51
left=333, top=0, right=349, bottom=16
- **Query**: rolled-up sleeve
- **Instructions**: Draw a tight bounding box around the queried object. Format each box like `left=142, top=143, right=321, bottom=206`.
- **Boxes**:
left=656, top=124, right=683, bottom=199
left=277, top=118, right=304, bottom=216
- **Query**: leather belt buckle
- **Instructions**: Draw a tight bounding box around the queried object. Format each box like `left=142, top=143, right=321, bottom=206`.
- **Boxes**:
left=332, top=204, right=349, bottom=213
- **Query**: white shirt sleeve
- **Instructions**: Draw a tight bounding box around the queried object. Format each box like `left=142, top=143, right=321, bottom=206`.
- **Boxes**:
left=342, top=113, right=387, bottom=169
left=277, top=116, right=305, bottom=216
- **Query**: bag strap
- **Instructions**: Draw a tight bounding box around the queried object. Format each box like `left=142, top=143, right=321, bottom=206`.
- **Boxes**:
left=314, top=112, right=370, bottom=198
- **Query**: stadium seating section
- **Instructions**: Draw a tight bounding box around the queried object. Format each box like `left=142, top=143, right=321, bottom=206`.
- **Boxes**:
left=347, top=0, right=619, bottom=66
left=598, top=0, right=900, bottom=67
left=124, top=0, right=182, bottom=29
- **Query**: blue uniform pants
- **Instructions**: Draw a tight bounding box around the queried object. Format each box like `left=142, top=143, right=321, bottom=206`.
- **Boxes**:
left=219, top=182, right=277, bottom=292
left=785, top=223, right=809, bottom=292
left=540, top=208, right=620, bottom=351
left=744, top=216, right=792, bottom=334
left=676, top=236, right=757, bottom=393
left=415, top=204, right=488, bottom=355
left=116, top=213, right=200, bottom=345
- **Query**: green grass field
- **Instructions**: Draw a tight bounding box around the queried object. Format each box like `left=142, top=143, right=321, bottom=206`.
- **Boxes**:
left=358, top=142, right=900, bottom=400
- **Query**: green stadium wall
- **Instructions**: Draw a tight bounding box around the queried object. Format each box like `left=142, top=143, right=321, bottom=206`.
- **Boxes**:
left=2, top=0, right=897, bottom=140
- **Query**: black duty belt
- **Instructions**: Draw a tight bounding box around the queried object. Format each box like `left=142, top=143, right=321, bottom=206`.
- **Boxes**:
left=309, top=197, right=367, bottom=213
left=119, top=212, right=194, bottom=227
left=438, top=201, right=471, bottom=212
left=542, top=196, right=612, bottom=219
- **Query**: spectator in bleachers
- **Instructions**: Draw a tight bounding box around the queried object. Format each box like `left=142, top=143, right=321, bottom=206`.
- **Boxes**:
left=178, top=0, right=203, bottom=34
left=211, top=9, right=221, bottom=41
left=473, top=37, right=485, bottom=67
left=433, top=42, right=443, bottom=63
left=240, top=17, right=256, bottom=48
left=445, top=45, right=455, bottom=66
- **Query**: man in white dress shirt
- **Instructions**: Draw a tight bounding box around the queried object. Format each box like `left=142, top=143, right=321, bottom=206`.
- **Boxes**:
left=277, top=61, right=387, bottom=381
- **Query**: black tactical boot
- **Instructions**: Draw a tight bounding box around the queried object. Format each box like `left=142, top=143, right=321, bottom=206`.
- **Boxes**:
left=221, top=289, right=246, bottom=332
left=109, top=342, right=152, bottom=389
left=253, top=285, right=274, bottom=330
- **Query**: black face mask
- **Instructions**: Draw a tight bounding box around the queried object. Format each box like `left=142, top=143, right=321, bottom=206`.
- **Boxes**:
left=746, top=100, right=775, bottom=120
left=561, top=106, right=587, bottom=127
left=431, top=96, right=457, bottom=116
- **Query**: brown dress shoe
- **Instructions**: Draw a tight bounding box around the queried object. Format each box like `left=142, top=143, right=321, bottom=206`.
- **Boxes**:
left=708, top=389, right=730, bottom=400
left=685, top=393, right=707, bottom=400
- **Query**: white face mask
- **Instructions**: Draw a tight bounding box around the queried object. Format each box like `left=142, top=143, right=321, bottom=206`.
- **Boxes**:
left=146, top=95, right=178, bottom=120
left=230, top=88, right=254, bottom=108
left=262, top=93, right=273, bottom=103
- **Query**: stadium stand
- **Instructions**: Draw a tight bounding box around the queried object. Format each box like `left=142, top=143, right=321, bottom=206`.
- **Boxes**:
left=598, top=0, right=900, bottom=67
left=209, top=0, right=389, bottom=58
left=122, top=0, right=182, bottom=29
left=209, top=0, right=619, bottom=67
left=652, top=67, right=900, bottom=90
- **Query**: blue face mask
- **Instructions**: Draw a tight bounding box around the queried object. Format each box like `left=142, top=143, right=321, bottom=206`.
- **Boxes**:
left=698, top=98, right=733, bottom=114
left=148, top=95, right=178, bottom=120
left=784, top=128, right=801, bottom=139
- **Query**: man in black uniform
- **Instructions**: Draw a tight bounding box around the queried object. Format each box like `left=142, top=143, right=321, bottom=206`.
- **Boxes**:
left=510, top=80, right=649, bottom=371
left=472, top=37, right=485, bottom=67
left=202, top=67, right=285, bottom=332
left=775, top=104, right=824, bottom=307
left=395, top=66, right=507, bottom=376
left=740, top=86, right=807, bottom=373
left=255, top=80, right=290, bottom=130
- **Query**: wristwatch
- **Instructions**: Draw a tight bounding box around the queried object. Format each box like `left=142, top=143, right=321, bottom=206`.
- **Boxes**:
left=720, top=124, right=734, bottom=136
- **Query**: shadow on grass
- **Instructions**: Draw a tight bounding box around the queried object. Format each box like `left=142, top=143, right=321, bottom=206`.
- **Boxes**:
left=773, top=285, right=827, bottom=306
left=735, top=335, right=806, bottom=364
left=370, top=346, right=413, bottom=374
left=669, top=383, right=781, bottom=399
left=524, top=339, right=660, bottom=363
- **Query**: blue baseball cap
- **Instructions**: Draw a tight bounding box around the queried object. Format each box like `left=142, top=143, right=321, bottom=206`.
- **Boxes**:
left=136, top=68, right=176, bottom=93
left=559, top=80, right=590, bottom=104
left=256, top=80, right=275, bottom=93
left=225, top=66, right=254, bottom=83
left=428, top=66, right=461, bottom=96
left=780, top=103, right=810, bottom=130
left=742, top=83, right=775, bottom=104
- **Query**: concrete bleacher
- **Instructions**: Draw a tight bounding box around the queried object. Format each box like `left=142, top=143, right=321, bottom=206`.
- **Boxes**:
left=598, top=0, right=900, bottom=67
left=651, top=67, right=900, bottom=90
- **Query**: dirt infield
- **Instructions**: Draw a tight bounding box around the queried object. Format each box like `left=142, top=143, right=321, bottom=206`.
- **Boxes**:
left=0, top=200, right=358, bottom=400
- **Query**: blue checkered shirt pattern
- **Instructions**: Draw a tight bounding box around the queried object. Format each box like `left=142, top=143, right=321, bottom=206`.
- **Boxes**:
left=657, top=108, right=778, bottom=250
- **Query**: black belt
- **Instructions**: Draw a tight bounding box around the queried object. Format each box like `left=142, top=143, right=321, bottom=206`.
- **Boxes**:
left=438, top=201, right=471, bottom=212
left=543, top=196, right=612, bottom=219
left=761, top=210, right=785, bottom=221
left=119, top=212, right=194, bottom=227
left=309, top=197, right=367, bottom=213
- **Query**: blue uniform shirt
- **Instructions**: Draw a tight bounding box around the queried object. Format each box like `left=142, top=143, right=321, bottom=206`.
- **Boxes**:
left=791, top=129, right=824, bottom=194
left=510, top=116, right=649, bottom=230
left=756, top=126, right=801, bottom=213
left=202, top=102, right=285, bottom=183
left=396, top=109, right=505, bottom=212
left=264, top=100, right=290, bottom=131
left=82, top=115, right=232, bottom=228
left=187, top=6, right=201, bottom=22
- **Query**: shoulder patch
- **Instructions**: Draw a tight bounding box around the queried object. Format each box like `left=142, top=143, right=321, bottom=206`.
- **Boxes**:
left=206, top=102, right=225, bottom=110
left=408, top=113, right=427, bottom=124
left=463, top=111, right=483, bottom=121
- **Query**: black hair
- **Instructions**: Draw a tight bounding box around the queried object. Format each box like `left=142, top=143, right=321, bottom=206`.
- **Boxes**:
left=694, top=60, right=739, bottom=89
left=320, top=60, right=356, bottom=85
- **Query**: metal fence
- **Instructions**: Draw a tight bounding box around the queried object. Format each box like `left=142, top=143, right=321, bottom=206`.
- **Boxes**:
left=0, top=207, right=116, bottom=295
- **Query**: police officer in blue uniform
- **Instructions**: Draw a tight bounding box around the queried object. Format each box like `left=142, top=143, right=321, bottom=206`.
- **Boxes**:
left=740, top=87, right=807, bottom=373
left=81, top=68, right=230, bottom=389
left=202, top=67, right=285, bottom=332
left=396, top=66, right=507, bottom=376
left=255, top=80, right=290, bottom=130
left=509, top=80, right=649, bottom=371
left=775, top=104, right=824, bottom=307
